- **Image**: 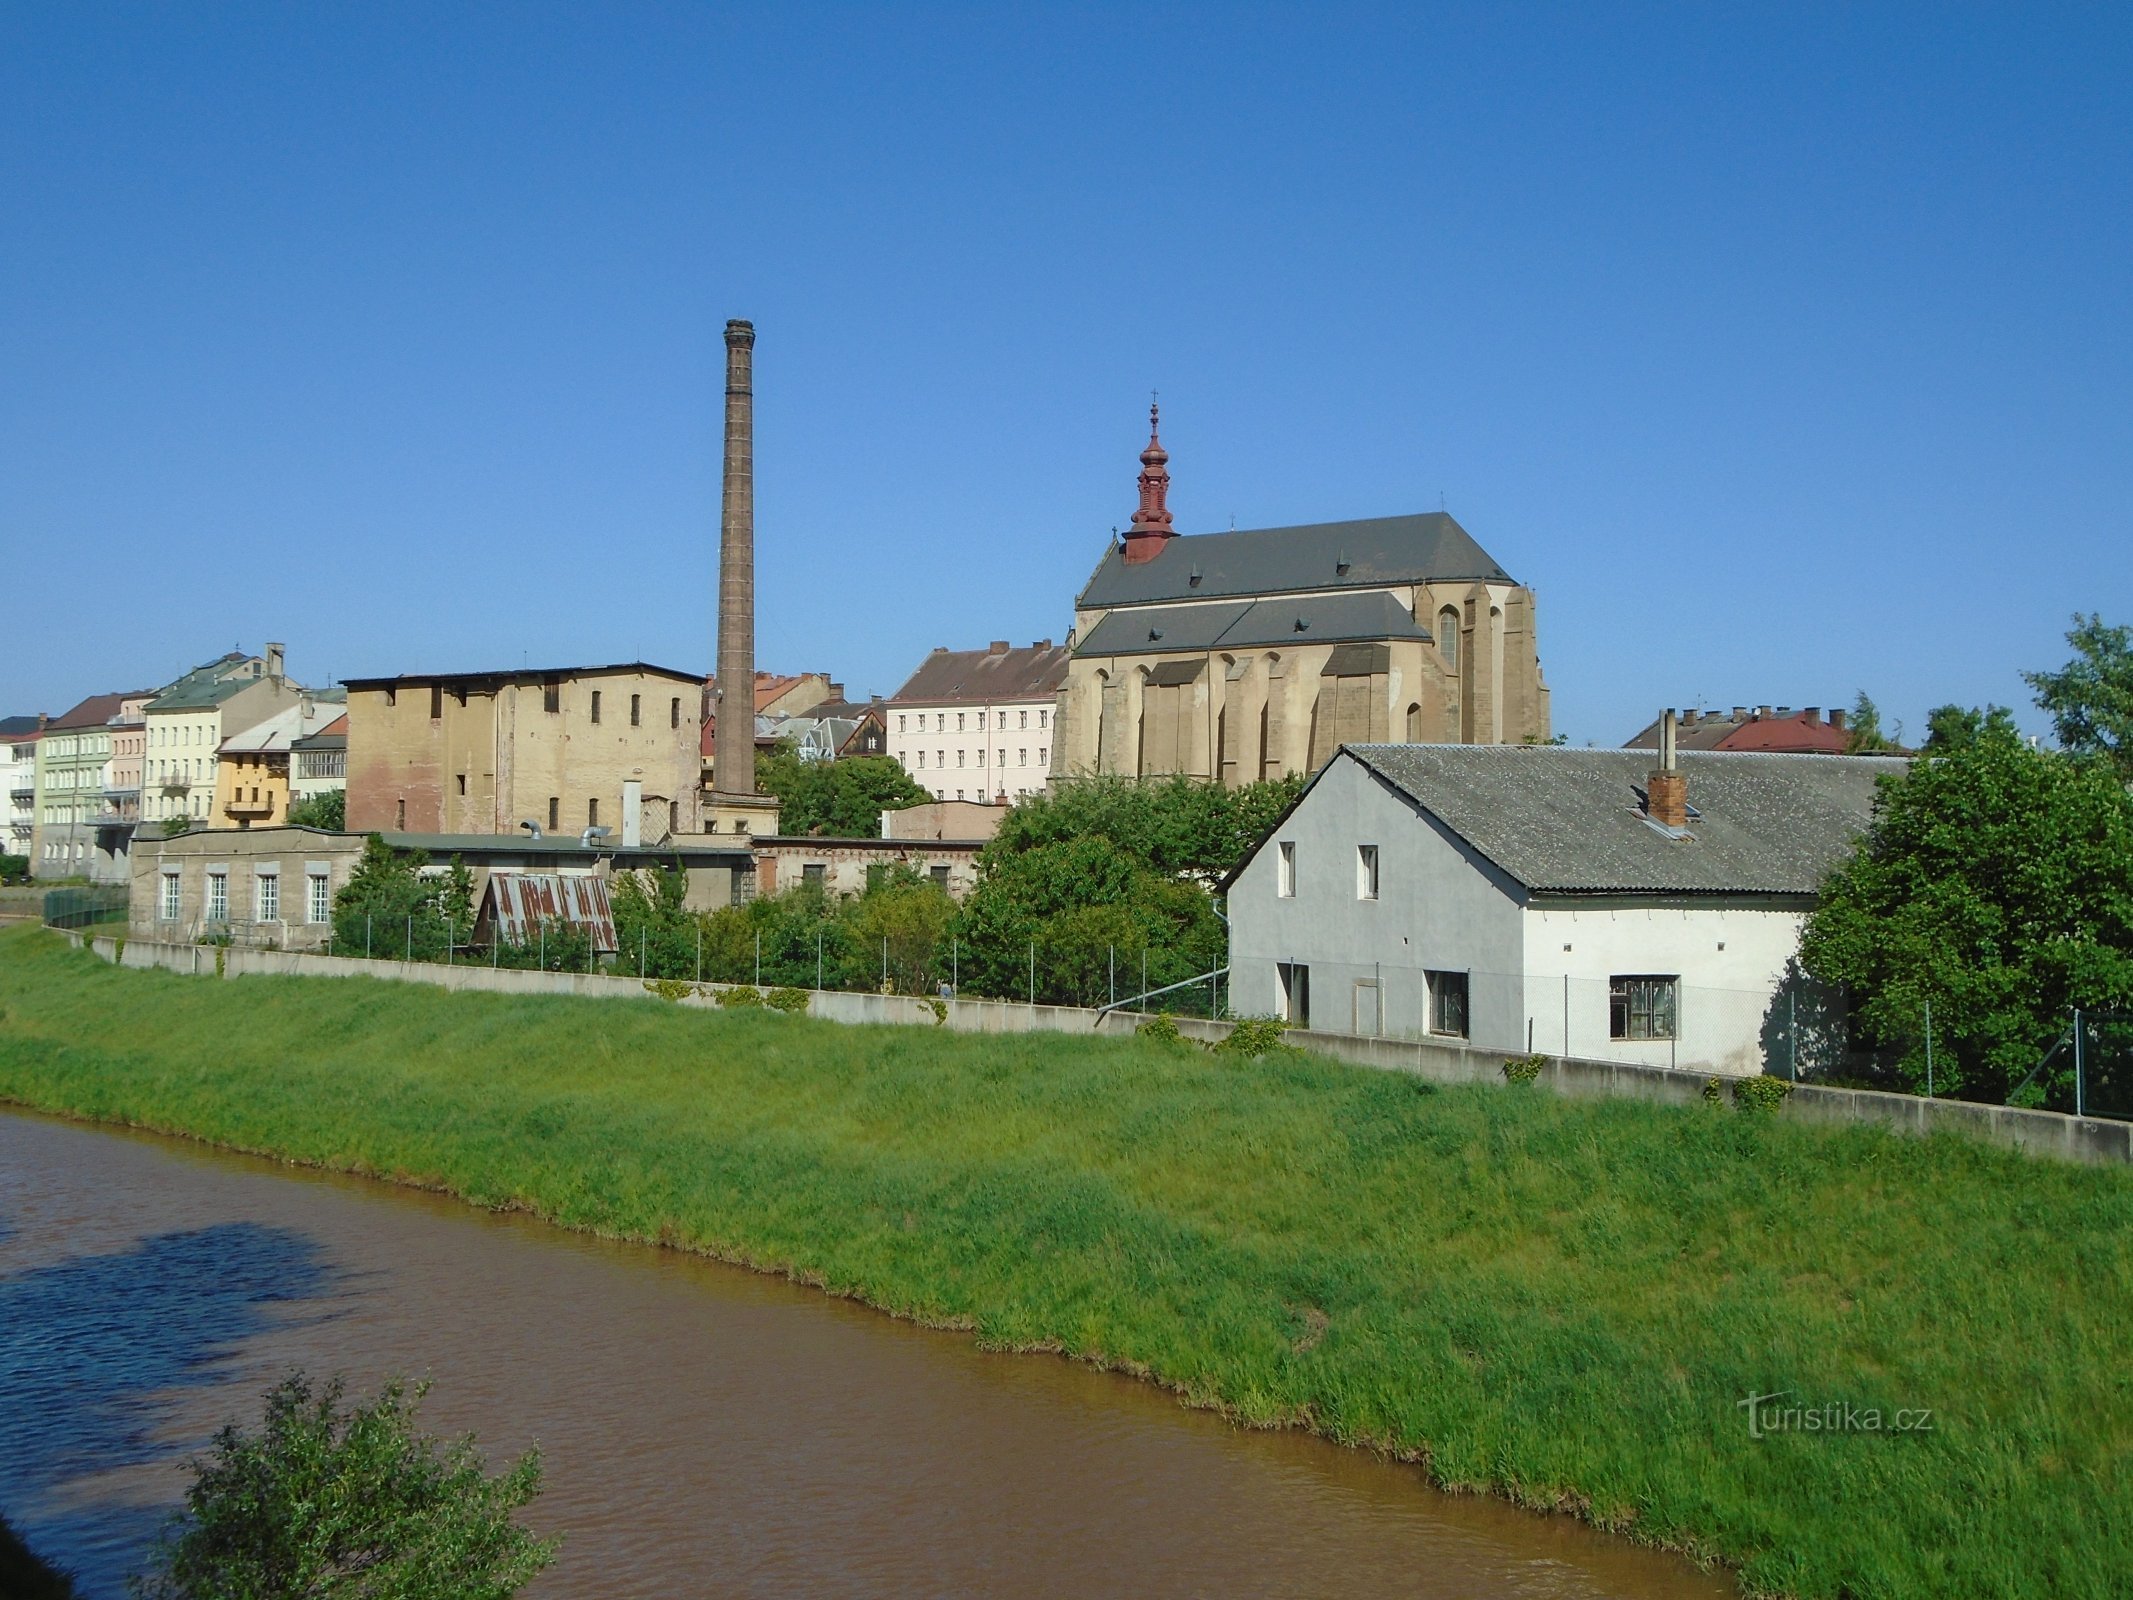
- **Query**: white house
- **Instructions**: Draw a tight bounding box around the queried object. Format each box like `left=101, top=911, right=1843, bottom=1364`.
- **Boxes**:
left=1224, top=741, right=1903, bottom=1076
left=886, top=640, right=1068, bottom=804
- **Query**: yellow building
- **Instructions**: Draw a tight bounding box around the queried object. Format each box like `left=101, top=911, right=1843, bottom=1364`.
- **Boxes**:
left=211, top=696, right=345, bottom=829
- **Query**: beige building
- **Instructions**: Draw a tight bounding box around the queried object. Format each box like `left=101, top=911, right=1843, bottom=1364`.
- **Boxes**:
left=345, top=661, right=703, bottom=845
left=752, top=835, right=984, bottom=900
left=1056, top=413, right=1548, bottom=784
left=144, top=648, right=309, bottom=828
left=211, top=694, right=347, bottom=829
left=886, top=641, right=1069, bottom=803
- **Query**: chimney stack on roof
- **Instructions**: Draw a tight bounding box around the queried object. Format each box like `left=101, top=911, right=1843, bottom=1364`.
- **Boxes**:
left=1120, top=401, right=1176, bottom=565
left=266, top=642, right=285, bottom=681
left=1647, top=708, right=1688, bottom=829
left=1829, top=708, right=1847, bottom=732
left=714, top=318, right=758, bottom=799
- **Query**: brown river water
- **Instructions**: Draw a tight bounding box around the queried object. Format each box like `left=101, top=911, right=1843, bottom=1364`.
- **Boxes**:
left=0, top=1110, right=1731, bottom=1598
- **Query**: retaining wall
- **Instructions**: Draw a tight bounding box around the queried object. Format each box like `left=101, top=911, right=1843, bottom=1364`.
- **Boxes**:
left=68, top=933, right=2133, bottom=1165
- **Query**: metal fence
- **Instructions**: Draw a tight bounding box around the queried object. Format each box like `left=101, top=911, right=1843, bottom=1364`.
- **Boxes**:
left=42, top=886, right=129, bottom=931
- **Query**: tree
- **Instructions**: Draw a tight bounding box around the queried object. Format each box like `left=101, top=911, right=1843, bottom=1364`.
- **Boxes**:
left=133, top=1372, right=554, bottom=1600
left=1800, top=710, right=2133, bottom=1101
left=2024, top=613, right=2133, bottom=781
left=1921, top=703, right=1998, bottom=753
left=286, top=788, right=346, bottom=830
left=1844, top=691, right=1902, bottom=753
left=331, top=837, right=475, bottom=961
left=757, top=747, right=929, bottom=838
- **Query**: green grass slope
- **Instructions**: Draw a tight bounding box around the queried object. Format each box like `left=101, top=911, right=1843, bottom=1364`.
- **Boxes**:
left=1, top=928, right=2127, bottom=1597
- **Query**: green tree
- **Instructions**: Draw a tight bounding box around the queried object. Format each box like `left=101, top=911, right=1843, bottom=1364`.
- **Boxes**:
left=331, top=837, right=475, bottom=961
left=839, top=866, right=956, bottom=993
left=286, top=788, right=346, bottom=830
left=1844, top=691, right=1902, bottom=753
left=133, top=1372, right=553, bottom=1600
left=757, top=747, right=929, bottom=837
left=610, top=861, right=696, bottom=976
left=1921, top=703, right=1998, bottom=753
left=1800, top=710, right=2133, bottom=1100
left=2024, top=613, right=2133, bottom=781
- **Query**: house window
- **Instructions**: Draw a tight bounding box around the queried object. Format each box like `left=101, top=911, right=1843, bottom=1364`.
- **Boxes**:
left=395, top=798, right=405, bottom=830
left=1356, top=844, right=1379, bottom=900
left=1276, top=841, right=1296, bottom=898
left=307, top=872, right=330, bottom=924
left=590, top=691, right=602, bottom=724
left=429, top=685, right=443, bottom=720
left=916, top=751, right=925, bottom=768
left=1037, top=746, right=1047, bottom=766
left=671, top=697, right=681, bottom=729
left=669, top=799, right=678, bottom=834
left=1039, top=710, right=1049, bottom=729
left=1427, top=971, right=1469, bottom=1038
left=543, top=682, right=561, bottom=713
left=206, top=871, right=227, bottom=923
left=978, top=712, right=987, bottom=731
left=1277, top=961, right=1310, bottom=1028
left=1610, top=976, right=1678, bottom=1041
left=898, top=714, right=906, bottom=732
left=957, top=751, right=965, bottom=767
left=937, top=714, right=945, bottom=731
left=588, top=798, right=599, bottom=828
left=630, top=693, right=641, bottom=727
left=802, top=862, right=826, bottom=887
left=457, top=773, right=467, bottom=796
left=1438, top=607, right=1460, bottom=670
left=930, top=864, right=951, bottom=888
left=996, top=749, right=1004, bottom=766
left=548, top=796, right=559, bottom=831
left=159, top=870, right=180, bottom=921
left=1019, top=710, right=1028, bottom=729
left=1018, top=748, right=1027, bottom=766
left=255, top=871, right=279, bottom=923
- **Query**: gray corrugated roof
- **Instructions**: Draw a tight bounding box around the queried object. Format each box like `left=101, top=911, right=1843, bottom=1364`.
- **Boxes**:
left=1077, top=512, right=1513, bottom=609
left=889, top=642, right=1070, bottom=705
left=1075, top=589, right=1432, bottom=657
left=1337, top=744, right=1907, bottom=896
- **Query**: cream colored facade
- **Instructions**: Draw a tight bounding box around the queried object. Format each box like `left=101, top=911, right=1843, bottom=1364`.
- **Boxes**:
left=1057, top=514, right=1549, bottom=785
left=142, top=652, right=305, bottom=827
left=345, top=662, right=702, bottom=845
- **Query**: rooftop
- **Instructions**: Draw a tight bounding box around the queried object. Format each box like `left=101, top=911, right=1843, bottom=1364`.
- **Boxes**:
left=1624, top=706, right=1854, bottom=756
left=342, top=661, right=704, bottom=690
left=50, top=691, right=158, bottom=732
left=889, top=641, right=1070, bottom=705
left=1078, top=512, right=1514, bottom=611
left=1075, top=590, right=1432, bottom=657
left=1260, top=744, right=1906, bottom=898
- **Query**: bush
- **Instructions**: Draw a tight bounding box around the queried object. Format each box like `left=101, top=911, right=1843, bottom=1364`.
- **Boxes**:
left=1214, top=1016, right=1291, bottom=1059
left=766, top=986, right=811, bottom=1014
left=0, top=853, right=28, bottom=886
left=714, top=985, right=765, bottom=1008
left=133, top=1371, right=554, bottom=1600
left=643, top=977, right=694, bottom=1003
left=1732, top=1074, right=1797, bottom=1115
left=1501, top=1052, right=1548, bottom=1085
left=1136, top=1013, right=1184, bottom=1045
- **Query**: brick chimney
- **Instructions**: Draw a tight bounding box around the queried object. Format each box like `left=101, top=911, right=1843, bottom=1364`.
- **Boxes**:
left=1120, top=402, right=1175, bottom=565
left=714, top=319, right=757, bottom=798
left=265, top=642, right=285, bottom=680
left=1647, top=709, right=1688, bottom=829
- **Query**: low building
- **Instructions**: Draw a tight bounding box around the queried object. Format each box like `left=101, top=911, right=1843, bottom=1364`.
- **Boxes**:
left=886, top=640, right=1069, bottom=803
left=344, top=662, right=703, bottom=845
left=130, top=825, right=755, bottom=950
left=2, top=717, right=44, bottom=862
left=290, top=713, right=348, bottom=804
left=212, top=695, right=347, bottom=829
left=1223, top=736, right=1903, bottom=1075
left=144, top=648, right=310, bottom=830
left=1624, top=705, right=1853, bottom=756
left=883, top=799, right=1007, bottom=843
left=752, top=834, right=985, bottom=900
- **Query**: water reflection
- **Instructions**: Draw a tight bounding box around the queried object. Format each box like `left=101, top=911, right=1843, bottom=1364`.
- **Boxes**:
left=0, top=1222, right=337, bottom=1594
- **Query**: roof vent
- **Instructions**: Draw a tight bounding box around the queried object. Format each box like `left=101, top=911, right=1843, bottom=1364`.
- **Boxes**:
left=1335, top=553, right=1350, bottom=574
left=989, top=640, right=1010, bottom=654
left=1188, top=565, right=1202, bottom=587
left=1148, top=627, right=1164, bottom=642
left=1293, top=616, right=1310, bottom=632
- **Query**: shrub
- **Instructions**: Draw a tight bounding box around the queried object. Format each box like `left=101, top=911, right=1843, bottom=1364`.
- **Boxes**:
left=925, top=997, right=948, bottom=1025
left=134, top=1371, right=553, bottom=1600
left=1732, top=1074, right=1797, bottom=1115
left=766, top=986, right=811, bottom=1014
left=1136, top=1013, right=1184, bottom=1045
left=0, top=853, right=28, bottom=886
left=643, top=977, right=695, bottom=1003
left=1214, top=1016, right=1291, bottom=1059
left=714, top=985, right=764, bottom=1008
left=1501, top=1052, right=1548, bottom=1085
left=1703, top=1076, right=1726, bottom=1104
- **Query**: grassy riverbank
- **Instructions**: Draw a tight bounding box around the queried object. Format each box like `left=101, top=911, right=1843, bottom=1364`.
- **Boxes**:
left=3, top=930, right=2129, bottom=1597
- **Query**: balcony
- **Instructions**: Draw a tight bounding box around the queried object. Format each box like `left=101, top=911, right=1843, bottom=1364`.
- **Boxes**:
left=8, top=788, right=30, bottom=806
left=224, top=795, right=276, bottom=819
left=160, top=779, right=191, bottom=797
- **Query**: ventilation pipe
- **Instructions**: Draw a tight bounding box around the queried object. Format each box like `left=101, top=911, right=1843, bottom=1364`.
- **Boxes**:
left=520, top=819, right=543, bottom=839
left=1647, top=710, right=1688, bottom=830
left=581, top=824, right=610, bottom=849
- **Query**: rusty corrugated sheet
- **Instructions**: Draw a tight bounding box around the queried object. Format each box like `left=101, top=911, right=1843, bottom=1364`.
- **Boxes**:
left=483, top=873, right=617, bottom=953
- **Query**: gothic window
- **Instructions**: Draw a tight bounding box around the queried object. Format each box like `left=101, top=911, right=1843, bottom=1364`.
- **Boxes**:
left=1438, top=608, right=1460, bottom=670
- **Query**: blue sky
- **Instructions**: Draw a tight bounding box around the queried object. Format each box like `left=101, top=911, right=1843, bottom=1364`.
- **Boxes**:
left=3, top=4, right=2127, bottom=744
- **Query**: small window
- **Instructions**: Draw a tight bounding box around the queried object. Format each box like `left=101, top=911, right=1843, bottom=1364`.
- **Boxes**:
left=956, top=751, right=965, bottom=767
left=159, top=871, right=180, bottom=921
left=588, top=798, right=599, bottom=827
left=630, top=693, right=641, bottom=727
left=307, top=873, right=330, bottom=924
left=978, top=712, right=987, bottom=731
left=916, top=751, right=925, bottom=768
left=206, top=871, right=227, bottom=923
left=543, top=682, right=561, bottom=714
left=1018, top=748, right=1027, bottom=766
left=456, top=773, right=467, bottom=796
left=256, top=872, right=279, bottom=923
left=668, top=799, right=678, bottom=833
left=1039, top=709, right=1049, bottom=729
left=590, top=691, right=602, bottom=724
left=429, top=684, right=443, bottom=720
left=385, top=686, right=397, bottom=708
left=1037, top=746, right=1047, bottom=766
left=671, top=697, right=681, bottom=729
left=1020, top=710, right=1028, bottom=729
left=1610, top=976, right=1678, bottom=1041
left=803, top=862, right=826, bottom=886
left=1427, top=971, right=1469, bottom=1038
left=1356, top=844, right=1379, bottom=900
left=547, top=796, right=559, bottom=831
left=395, top=798, right=405, bottom=830
left=957, top=712, right=966, bottom=731
left=1276, top=840, right=1296, bottom=898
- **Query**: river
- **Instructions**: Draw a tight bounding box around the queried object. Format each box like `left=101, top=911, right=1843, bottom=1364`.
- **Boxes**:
left=0, top=1110, right=1730, bottom=1598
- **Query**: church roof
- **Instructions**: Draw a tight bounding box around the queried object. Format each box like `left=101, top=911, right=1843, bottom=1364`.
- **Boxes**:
left=1074, top=589, right=1433, bottom=658
left=1077, top=512, right=1514, bottom=609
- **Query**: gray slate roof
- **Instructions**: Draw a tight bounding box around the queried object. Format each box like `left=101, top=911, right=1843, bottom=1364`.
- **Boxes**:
left=1075, top=589, right=1433, bottom=657
left=1336, top=744, right=1907, bottom=897
left=1077, top=512, right=1513, bottom=609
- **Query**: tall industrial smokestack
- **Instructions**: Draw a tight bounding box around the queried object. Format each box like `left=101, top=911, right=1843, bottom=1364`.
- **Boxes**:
left=715, top=318, right=757, bottom=799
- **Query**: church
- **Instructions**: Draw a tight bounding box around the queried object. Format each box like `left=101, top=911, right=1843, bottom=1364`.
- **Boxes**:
left=1053, top=409, right=1551, bottom=784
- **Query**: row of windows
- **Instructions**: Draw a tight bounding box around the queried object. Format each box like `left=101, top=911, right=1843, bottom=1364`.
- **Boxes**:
left=149, top=724, right=210, bottom=748
left=1271, top=965, right=1678, bottom=1042
left=896, top=708, right=1048, bottom=734
left=160, top=866, right=330, bottom=924
left=39, top=841, right=88, bottom=863
left=1272, top=841, right=1383, bottom=902
left=914, top=747, right=1046, bottom=771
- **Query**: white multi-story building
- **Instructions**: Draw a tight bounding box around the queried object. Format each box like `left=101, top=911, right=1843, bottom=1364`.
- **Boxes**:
left=885, top=640, right=1069, bottom=804
left=142, top=646, right=306, bottom=828
left=1, top=718, right=43, bottom=863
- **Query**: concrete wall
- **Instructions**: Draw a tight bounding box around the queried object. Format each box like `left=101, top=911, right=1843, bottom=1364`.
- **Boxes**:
left=67, top=930, right=2133, bottom=1165
left=1229, top=756, right=1527, bottom=1041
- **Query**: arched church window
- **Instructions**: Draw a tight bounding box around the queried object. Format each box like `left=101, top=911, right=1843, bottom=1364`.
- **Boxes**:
left=1437, top=608, right=1460, bottom=670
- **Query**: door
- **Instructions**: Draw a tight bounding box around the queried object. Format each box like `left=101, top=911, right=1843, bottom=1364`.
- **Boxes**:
left=621, top=780, right=642, bottom=847
left=1277, top=962, right=1311, bottom=1029
left=1353, top=979, right=1380, bottom=1037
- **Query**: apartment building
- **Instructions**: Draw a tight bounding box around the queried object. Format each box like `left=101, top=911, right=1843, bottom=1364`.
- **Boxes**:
left=886, top=640, right=1068, bottom=804
left=2, top=717, right=44, bottom=863
left=143, top=648, right=307, bottom=829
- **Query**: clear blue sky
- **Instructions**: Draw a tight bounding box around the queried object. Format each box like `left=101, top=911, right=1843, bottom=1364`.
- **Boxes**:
left=4, top=4, right=2127, bottom=745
